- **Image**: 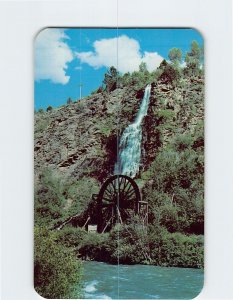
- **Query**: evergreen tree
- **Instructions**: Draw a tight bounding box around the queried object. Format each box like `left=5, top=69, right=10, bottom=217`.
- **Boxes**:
left=159, top=64, right=180, bottom=84
left=185, top=41, right=202, bottom=75
left=139, top=61, right=148, bottom=73
left=103, top=66, right=119, bottom=92
left=168, top=48, right=182, bottom=65
left=67, top=97, right=72, bottom=105
left=46, top=106, right=53, bottom=112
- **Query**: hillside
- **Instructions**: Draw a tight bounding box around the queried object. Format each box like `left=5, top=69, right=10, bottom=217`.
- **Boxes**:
left=35, top=86, right=142, bottom=182
left=34, top=73, right=204, bottom=183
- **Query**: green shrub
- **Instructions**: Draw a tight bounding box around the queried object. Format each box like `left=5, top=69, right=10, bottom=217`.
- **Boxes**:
left=103, top=66, right=119, bottom=92
left=148, top=227, right=204, bottom=268
left=157, top=109, right=175, bottom=120
left=78, top=232, right=111, bottom=261
left=142, top=135, right=204, bottom=235
left=55, top=226, right=87, bottom=249
left=67, top=97, right=73, bottom=105
left=64, top=177, right=100, bottom=215
left=35, top=170, right=100, bottom=227
left=35, top=168, right=67, bottom=226
left=75, top=223, right=204, bottom=268
left=159, top=64, right=180, bottom=84
left=34, top=118, right=50, bottom=135
left=38, top=108, right=44, bottom=114
left=34, top=227, right=83, bottom=299
left=46, top=105, right=53, bottom=112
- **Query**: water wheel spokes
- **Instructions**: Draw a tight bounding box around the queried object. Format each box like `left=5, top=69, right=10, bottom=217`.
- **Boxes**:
left=97, top=175, right=141, bottom=232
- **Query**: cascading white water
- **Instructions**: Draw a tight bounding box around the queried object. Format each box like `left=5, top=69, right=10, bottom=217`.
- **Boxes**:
left=115, top=84, right=151, bottom=178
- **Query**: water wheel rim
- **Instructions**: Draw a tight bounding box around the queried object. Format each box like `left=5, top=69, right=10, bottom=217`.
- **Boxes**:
left=98, top=175, right=141, bottom=211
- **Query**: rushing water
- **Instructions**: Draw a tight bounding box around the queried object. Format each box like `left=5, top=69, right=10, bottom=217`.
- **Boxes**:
left=83, top=261, right=203, bottom=299
left=115, top=84, right=151, bottom=178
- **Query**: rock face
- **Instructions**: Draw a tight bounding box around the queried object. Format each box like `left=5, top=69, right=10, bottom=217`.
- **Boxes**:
left=142, top=77, right=204, bottom=170
left=34, top=75, right=204, bottom=184
left=34, top=87, right=142, bottom=183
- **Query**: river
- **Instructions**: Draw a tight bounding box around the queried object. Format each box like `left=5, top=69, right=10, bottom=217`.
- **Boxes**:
left=83, top=261, right=203, bottom=299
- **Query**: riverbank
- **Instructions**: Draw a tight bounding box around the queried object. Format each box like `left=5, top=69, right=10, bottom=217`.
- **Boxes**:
left=64, top=224, right=204, bottom=269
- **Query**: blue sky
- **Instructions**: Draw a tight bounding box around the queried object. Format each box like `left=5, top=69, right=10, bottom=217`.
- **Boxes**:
left=34, top=28, right=203, bottom=110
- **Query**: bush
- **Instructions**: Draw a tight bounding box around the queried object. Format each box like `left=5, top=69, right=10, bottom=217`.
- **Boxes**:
left=38, top=108, right=44, bottom=114
left=55, top=226, right=87, bottom=249
left=74, top=223, right=204, bottom=268
left=67, top=97, right=73, bottom=105
left=78, top=232, right=111, bottom=261
left=159, top=64, right=180, bottom=84
left=103, top=66, right=119, bottom=92
left=34, top=118, right=50, bottom=136
left=64, top=177, right=100, bottom=215
left=142, top=134, right=204, bottom=235
left=35, top=170, right=100, bottom=227
left=46, top=105, right=53, bottom=112
left=148, top=227, right=204, bottom=268
left=34, top=227, right=83, bottom=299
left=108, top=224, right=151, bottom=264
left=184, top=40, right=203, bottom=76
left=35, top=168, right=67, bottom=226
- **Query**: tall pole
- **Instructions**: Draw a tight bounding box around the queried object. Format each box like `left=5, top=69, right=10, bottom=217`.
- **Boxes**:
left=79, top=83, right=83, bottom=100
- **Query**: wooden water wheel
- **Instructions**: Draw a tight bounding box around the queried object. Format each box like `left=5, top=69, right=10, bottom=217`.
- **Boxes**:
left=96, top=175, right=142, bottom=232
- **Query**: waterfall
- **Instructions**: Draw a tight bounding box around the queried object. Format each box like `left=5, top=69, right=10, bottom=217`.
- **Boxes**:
left=115, top=84, right=151, bottom=178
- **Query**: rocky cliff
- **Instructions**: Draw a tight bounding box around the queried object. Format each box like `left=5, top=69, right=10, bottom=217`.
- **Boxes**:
left=34, top=74, right=204, bottom=185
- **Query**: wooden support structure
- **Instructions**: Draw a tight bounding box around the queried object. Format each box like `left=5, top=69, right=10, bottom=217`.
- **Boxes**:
left=82, top=216, right=90, bottom=229
left=116, top=205, right=123, bottom=224
left=102, top=216, right=113, bottom=233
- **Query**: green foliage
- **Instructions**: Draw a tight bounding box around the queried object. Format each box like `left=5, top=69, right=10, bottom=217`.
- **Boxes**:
left=174, top=133, right=194, bottom=151
left=64, top=177, right=100, bottom=215
left=34, top=172, right=99, bottom=297
left=114, top=62, right=157, bottom=91
left=148, top=226, right=204, bottom=268
left=78, top=232, right=111, bottom=261
left=95, top=116, right=116, bottom=137
left=67, top=97, right=73, bottom=105
left=142, top=130, right=204, bottom=234
left=46, top=105, right=53, bottom=112
left=34, top=117, right=50, bottom=136
left=55, top=226, right=87, bottom=249
left=159, top=63, right=180, bottom=84
left=124, top=68, right=153, bottom=90
left=103, top=66, right=119, bottom=92
left=157, top=109, right=175, bottom=120
left=34, top=227, right=83, bottom=299
left=35, top=168, right=67, bottom=226
left=168, top=48, right=182, bottom=65
left=92, top=109, right=117, bottom=138
left=158, top=59, right=168, bottom=70
left=70, top=223, right=203, bottom=268
left=35, top=169, right=99, bottom=226
left=99, top=126, right=112, bottom=136
left=184, top=40, right=202, bottom=75
left=139, top=61, right=148, bottom=73
left=38, top=108, right=44, bottom=114
left=108, top=223, right=151, bottom=264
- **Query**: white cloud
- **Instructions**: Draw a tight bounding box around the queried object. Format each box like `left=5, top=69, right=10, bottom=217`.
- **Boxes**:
left=76, top=35, right=163, bottom=73
left=142, top=52, right=164, bottom=72
left=35, top=29, right=73, bottom=84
